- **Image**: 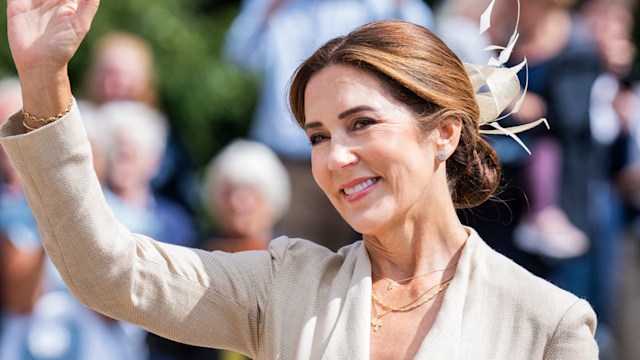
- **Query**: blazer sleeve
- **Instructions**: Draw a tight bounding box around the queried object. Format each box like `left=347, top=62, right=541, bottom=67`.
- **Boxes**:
left=0, top=101, right=284, bottom=358
left=544, top=298, right=599, bottom=360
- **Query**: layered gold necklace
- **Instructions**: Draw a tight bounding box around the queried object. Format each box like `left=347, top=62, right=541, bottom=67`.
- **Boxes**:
left=371, top=262, right=458, bottom=290
left=370, top=274, right=454, bottom=332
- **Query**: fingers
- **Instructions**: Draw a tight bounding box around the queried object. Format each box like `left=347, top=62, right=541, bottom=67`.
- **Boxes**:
left=74, top=0, right=100, bottom=27
left=60, top=0, right=98, bottom=15
left=79, top=0, right=100, bottom=14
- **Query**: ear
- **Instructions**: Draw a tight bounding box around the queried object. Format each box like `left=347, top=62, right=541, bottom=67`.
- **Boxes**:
left=435, top=117, right=462, bottom=155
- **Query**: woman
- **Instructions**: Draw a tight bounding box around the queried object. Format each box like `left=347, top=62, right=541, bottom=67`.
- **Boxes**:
left=202, top=139, right=291, bottom=252
left=1, top=0, right=597, bottom=359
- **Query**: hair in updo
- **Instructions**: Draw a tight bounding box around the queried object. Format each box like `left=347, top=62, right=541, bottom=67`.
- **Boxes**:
left=289, top=19, right=501, bottom=209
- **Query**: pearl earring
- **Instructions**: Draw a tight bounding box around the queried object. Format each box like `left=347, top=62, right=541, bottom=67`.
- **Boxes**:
left=436, top=149, right=448, bottom=161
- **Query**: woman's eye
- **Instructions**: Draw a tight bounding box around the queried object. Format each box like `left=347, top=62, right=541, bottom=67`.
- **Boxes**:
left=309, top=133, right=328, bottom=146
left=353, top=118, right=375, bottom=130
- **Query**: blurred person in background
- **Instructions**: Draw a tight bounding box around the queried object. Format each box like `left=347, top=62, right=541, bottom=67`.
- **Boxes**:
left=580, top=1, right=640, bottom=358
left=101, top=101, right=198, bottom=250
left=202, top=139, right=291, bottom=253
left=579, top=0, right=637, bottom=358
left=498, top=0, right=599, bottom=262
left=82, top=32, right=199, bottom=219
left=612, top=78, right=640, bottom=360
left=223, top=0, right=434, bottom=251
left=0, top=79, right=148, bottom=360
left=491, top=0, right=609, bottom=346
left=0, top=77, right=43, bottom=351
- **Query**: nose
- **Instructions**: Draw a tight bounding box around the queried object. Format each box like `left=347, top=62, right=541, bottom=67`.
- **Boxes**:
left=327, top=141, right=358, bottom=171
left=227, top=187, right=257, bottom=213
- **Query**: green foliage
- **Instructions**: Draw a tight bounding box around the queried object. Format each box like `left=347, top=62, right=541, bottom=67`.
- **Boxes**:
left=0, top=1, right=257, bottom=167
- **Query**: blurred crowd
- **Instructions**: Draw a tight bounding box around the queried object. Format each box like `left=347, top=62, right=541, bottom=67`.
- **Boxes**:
left=0, top=0, right=639, bottom=359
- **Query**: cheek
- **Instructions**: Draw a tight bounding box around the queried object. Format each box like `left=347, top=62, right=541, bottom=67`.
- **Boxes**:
left=310, top=151, right=329, bottom=190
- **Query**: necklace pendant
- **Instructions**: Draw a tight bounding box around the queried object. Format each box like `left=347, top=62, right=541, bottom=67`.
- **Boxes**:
left=371, top=317, right=383, bottom=331
left=388, top=282, right=395, bottom=290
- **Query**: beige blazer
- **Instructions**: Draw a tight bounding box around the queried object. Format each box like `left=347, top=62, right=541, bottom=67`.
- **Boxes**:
left=0, top=102, right=597, bottom=359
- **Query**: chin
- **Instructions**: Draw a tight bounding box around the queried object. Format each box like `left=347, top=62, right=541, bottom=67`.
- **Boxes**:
left=343, top=214, right=387, bottom=237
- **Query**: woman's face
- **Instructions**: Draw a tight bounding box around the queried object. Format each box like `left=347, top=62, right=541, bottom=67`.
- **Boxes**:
left=213, top=182, right=276, bottom=237
left=304, top=64, right=439, bottom=235
left=108, top=131, right=159, bottom=193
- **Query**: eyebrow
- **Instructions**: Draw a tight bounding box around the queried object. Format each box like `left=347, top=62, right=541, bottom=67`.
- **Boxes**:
left=338, top=105, right=375, bottom=119
left=303, top=105, right=375, bottom=130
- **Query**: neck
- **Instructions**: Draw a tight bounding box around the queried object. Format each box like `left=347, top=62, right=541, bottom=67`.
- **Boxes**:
left=113, top=185, right=152, bottom=209
left=226, top=229, right=273, bottom=245
left=364, top=200, right=468, bottom=279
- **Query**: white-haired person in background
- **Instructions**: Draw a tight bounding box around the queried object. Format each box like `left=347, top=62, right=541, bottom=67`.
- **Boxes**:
left=203, top=139, right=291, bottom=253
left=101, top=101, right=198, bottom=249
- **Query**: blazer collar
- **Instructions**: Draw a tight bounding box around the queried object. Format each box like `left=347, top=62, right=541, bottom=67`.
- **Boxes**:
left=415, top=227, right=479, bottom=359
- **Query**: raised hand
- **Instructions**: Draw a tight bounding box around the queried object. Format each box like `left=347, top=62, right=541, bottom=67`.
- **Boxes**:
left=6, top=0, right=99, bottom=122
left=8, top=0, right=99, bottom=74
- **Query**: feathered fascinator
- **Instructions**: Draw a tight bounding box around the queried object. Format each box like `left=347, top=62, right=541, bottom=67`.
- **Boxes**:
left=468, top=0, right=548, bottom=154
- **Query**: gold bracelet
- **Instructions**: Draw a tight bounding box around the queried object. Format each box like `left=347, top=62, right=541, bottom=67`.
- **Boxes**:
left=22, top=100, right=73, bottom=126
left=22, top=120, right=37, bottom=132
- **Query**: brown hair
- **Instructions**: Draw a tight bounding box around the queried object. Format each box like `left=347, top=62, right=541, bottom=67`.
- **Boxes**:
left=289, top=20, right=501, bottom=209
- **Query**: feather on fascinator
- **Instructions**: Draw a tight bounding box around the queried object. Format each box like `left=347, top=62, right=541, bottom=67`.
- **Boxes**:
left=468, top=0, right=549, bottom=154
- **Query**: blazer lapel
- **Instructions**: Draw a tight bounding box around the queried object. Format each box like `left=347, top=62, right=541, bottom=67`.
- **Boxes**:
left=321, top=242, right=372, bottom=360
left=413, top=229, right=479, bottom=359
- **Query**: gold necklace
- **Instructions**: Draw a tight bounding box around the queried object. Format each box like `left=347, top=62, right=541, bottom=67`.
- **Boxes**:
left=371, top=261, right=458, bottom=290
left=370, top=304, right=392, bottom=332
left=370, top=275, right=454, bottom=331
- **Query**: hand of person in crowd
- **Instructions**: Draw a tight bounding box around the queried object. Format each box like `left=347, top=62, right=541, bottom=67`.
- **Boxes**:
left=7, top=0, right=99, bottom=120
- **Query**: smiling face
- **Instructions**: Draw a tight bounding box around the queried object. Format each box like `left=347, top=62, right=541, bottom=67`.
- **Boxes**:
left=304, top=64, right=444, bottom=235
left=292, top=20, right=499, bottom=214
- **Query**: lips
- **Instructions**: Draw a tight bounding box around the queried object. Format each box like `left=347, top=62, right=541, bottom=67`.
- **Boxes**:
left=342, top=177, right=379, bottom=196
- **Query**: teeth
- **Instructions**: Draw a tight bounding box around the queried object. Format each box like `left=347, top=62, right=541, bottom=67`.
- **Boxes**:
left=344, top=178, right=377, bottom=195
